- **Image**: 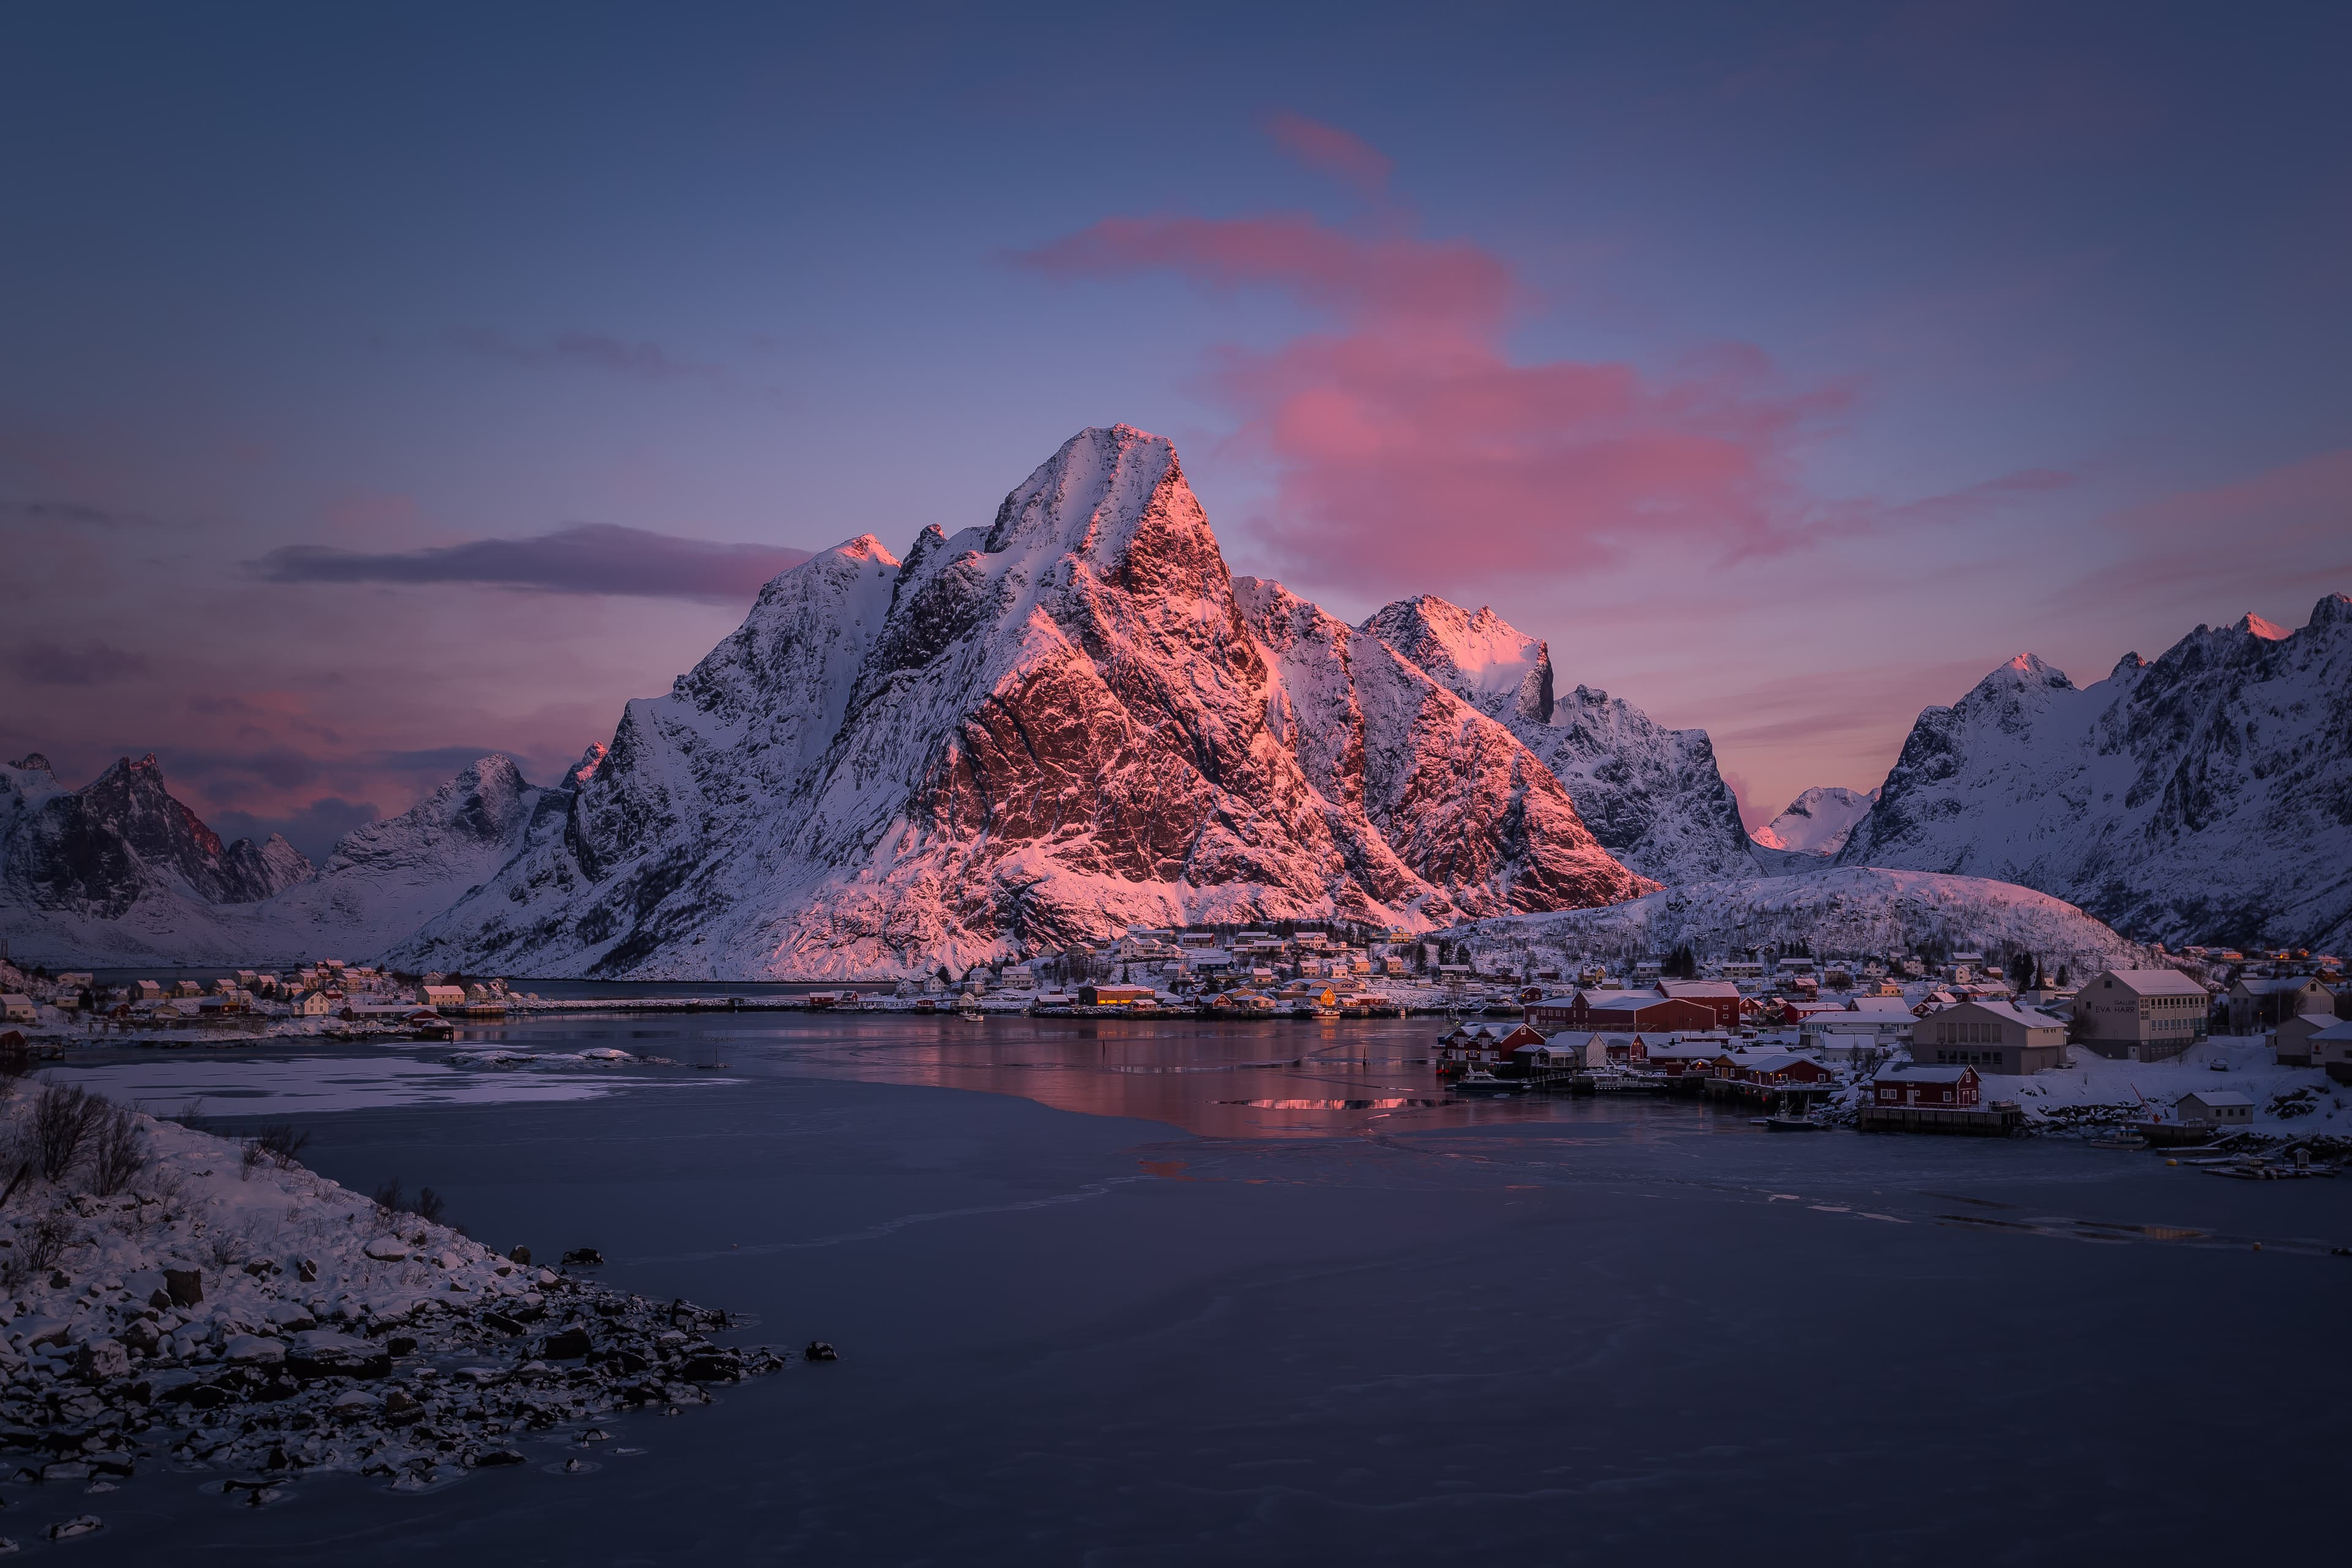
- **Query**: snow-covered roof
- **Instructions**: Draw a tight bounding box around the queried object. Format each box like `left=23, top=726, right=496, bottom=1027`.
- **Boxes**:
left=1878, top=1065, right=1975, bottom=1082
left=2093, top=968, right=2209, bottom=997
left=1950, top=998, right=2068, bottom=1029
left=2309, top=1019, right=2352, bottom=1041
left=1658, top=980, right=1740, bottom=998
left=2234, top=974, right=2326, bottom=995
left=2176, top=1090, right=2252, bottom=1108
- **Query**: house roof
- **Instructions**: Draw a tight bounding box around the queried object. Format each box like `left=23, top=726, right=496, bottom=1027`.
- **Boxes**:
left=2095, top=968, right=2209, bottom=997
left=1657, top=981, right=1741, bottom=998
left=2177, top=1090, right=2253, bottom=1109
left=2309, top=1019, right=2352, bottom=1041
left=1878, top=1065, right=1975, bottom=1082
left=1949, top=998, right=2068, bottom=1029
left=2233, top=974, right=2324, bottom=995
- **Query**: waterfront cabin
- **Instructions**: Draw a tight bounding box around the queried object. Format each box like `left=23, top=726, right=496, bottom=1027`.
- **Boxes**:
left=1872, top=1065, right=1980, bottom=1108
left=0, top=995, right=34, bottom=1024
left=1079, top=984, right=1158, bottom=1007
left=1735, top=1052, right=1834, bottom=1087
left=2173, top=1090, right=2253, bottom=1126
left=1655, top=980, right=1743, bottom=1028
left=418, top=984, right=467, bottom=1011
left=1525, top=991, right=1716, bottom=1033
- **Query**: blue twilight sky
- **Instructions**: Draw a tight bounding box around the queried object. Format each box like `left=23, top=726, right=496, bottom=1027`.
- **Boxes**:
left=4, top=1, right=2347, bottom=853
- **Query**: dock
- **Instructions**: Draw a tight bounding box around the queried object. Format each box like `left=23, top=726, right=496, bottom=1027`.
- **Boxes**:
left=1858, top=1104, right=2025, bottom=1137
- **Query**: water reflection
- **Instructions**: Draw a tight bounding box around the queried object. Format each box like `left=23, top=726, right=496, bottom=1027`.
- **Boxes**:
left=489, top=1012, right=1697, bottom=1141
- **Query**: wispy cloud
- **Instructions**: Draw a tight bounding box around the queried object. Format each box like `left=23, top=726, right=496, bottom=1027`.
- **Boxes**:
left=1265, top=111, right=1394, bottom=198
left=12, top=639, right=153, bottom=686
left=12, top=499, right=160, bottom=528
left=250, top=523, right=813, bottom=604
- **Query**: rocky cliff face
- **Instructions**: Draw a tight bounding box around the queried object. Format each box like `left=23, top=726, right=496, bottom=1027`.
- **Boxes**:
left=397, top=426, right=1651, bottom=978
left=1360, top=597, right=1758, bottom=883
left=1838, top=597, right=2352, bottom=952
left=0, top=752, right=311, bottom=919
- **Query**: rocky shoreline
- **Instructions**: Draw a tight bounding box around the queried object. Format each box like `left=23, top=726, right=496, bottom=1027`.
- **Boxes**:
left=0, top=1089, right=793, bottom=1543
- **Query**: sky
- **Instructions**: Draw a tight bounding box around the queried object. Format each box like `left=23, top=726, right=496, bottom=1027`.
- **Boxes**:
left=4, top=0, right=2348, bottom=856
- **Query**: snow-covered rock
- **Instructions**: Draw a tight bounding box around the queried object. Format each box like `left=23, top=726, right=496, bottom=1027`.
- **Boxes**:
left=1457, top=865, right=2152, bottom=974
left=1751, top=785, right=1877, bottom=856
left=1360, top=597, right=1759, bottom=883
left=1838, top=596, right=2352, bottom=952
left=396, top=426, right=1651, bottom=978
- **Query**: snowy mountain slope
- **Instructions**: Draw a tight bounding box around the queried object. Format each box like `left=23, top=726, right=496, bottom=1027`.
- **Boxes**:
left=1458, top=865, right=2152, bottom=975
left=1836, top=596, right=2352, bottom=952
left=1362, top=597, right=1759, bottom=883
left=258, top=755, right=559, bottom=957
left=1752, top=785, right=1877, bottom=856
left=396, top=426, right=1651, bottom=979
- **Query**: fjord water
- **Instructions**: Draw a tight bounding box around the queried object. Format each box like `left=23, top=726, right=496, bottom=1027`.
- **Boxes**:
left=51, top=1014, right=2346, bottom=1563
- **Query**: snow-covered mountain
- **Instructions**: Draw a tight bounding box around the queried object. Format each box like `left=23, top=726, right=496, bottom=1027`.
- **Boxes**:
left=259, top=756, right=562, bottom=959
left=1752, top=785, right=1877, bottom=856
left=394, top=426, right=1653, bottom=978
left=0, top=753, right=315, bottom=961
left=0, top=752, right=561, bottom=966
left=1837, top=597, right=2352, bottom=953
left=1460, top=865, right=2151, bottom=977
left=1360, top=597, right=1757, bottom=884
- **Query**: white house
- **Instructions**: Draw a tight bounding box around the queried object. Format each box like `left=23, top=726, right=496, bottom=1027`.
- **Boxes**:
left=2174, top=1089, right=2253, bottom=1126
left=1, top=995, right=36, bottom=1023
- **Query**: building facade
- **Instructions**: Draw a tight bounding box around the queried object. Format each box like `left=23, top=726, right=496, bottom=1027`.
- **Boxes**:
left=2071, top=969, right=2212, bottom=1061
left=1916, top=999, right=2068, bottom=1074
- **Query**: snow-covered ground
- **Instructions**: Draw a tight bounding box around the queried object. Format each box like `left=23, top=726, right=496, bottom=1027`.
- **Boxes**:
left=0, top=1079, right=787, bottom=1525
left=1989, top=1032, right=2346, bottom=1137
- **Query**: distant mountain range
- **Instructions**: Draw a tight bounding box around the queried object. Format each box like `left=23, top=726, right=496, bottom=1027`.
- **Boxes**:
left=3, top=426, right=2342, bottom=973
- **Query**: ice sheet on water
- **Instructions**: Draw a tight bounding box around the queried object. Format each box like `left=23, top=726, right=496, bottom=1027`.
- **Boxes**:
left=42, top=1054, right=635, bottom=1112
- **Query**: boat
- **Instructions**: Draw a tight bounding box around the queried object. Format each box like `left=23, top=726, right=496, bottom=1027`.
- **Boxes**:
left=1449, top=1069, right=1517, bottom=1096
left=2086, top=1131, right=2151, bottom=1152
left=954, top=997, right=984, bottom=1020
left=1766, top=1112, right=1829, bottom=1132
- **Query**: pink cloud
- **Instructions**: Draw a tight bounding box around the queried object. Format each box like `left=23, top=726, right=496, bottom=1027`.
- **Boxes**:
left=1265, top=111, right=1393, bottom=197
left=1020, top=209, right=1847, bottom=587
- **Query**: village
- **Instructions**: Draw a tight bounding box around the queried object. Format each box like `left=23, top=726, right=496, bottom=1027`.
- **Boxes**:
left=2, top=930, right=2348, bottom=1155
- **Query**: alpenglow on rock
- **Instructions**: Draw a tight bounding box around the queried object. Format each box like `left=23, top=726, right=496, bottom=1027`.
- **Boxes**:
left=395, top=426, right=1653, bottom=978
left=1360, top=597, right=1758, bottom=883
left=1836, top=596, right=2352, bottom=953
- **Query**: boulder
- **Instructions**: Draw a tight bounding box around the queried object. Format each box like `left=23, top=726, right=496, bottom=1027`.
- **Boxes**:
left=13, top=1317, right=70, bottom=1350
left=560, top=1248, right=603, bottom=1267
left=538, top=1325, right=592, bottom=1360
left=363, top=1238, right=409, bottom=1262
left=47, top=1513, right=102, bottom=1540
left=285, top=1330, right=390, bottom=1381
left=162, top=1267, right=203, bottom=1307
left=507, top=1245, right=532, bottom=1265
left=75, top=1339, right=130, bottom=1381
left=470, top=1448, right=526, bottom=1467
left=223, top=1334, right=286, bottom=1365
left=120, top=1318, right=161, bottom=1353
left=266, top=1302, right=318, bottom=1332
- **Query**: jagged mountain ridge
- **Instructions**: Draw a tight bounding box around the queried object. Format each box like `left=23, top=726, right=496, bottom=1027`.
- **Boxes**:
left=0, top=752, right=560, bottom=965
left=394, top=426, right=1653, bottom=978
left=1752, top=785, right=1877, bottom=856
left=1360, top=597, right=1759, bottom=883
left=1, top=752, right=311, bottom=919
left=1837, top=597, right=2352, bottom=952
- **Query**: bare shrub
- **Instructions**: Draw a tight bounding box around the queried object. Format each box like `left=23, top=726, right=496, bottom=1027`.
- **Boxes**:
left=87, top=1106, right=150, bottom=1197
left=0, top=1037, right=32, bottom=1096
left=163, top=1098, right=208, bottom=1131
left=251, top=1125, right=310, bottom=1170
left=32, top=1084, right=105, bottom=1182
left=371, top=1178, right=450, bottom=1230
left=21, top=1207, right=74, bottom=1275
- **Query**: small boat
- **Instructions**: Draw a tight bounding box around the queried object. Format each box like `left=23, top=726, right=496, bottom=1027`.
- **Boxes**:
left=1449, top=1069, right=1517, bottom=1096
left=1765, top=1113, right=1828, bottom=1133
left=954, top=997, right=984, bottom=1020
left=2086, top=1131, right=2151, bottom=1152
